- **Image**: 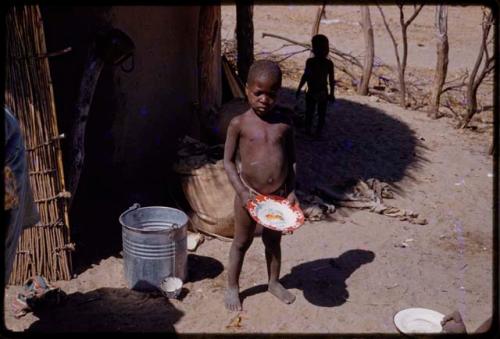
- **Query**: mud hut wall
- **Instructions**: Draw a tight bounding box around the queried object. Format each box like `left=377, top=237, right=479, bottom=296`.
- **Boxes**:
left=109, top=6, right=200, bottom=202
left=41, top=6, right=200, bottom=205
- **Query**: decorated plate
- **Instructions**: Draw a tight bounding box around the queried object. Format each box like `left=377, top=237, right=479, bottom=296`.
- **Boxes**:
left=246, top=194, right=304, bottom=232
left=394, top=308, right=445, bottom=334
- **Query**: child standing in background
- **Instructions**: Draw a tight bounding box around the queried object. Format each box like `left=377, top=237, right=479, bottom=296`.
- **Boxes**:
left=296, top=34, right=335, bottom=136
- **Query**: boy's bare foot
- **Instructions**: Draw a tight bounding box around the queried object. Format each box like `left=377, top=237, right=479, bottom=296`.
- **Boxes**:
left=224, top=287, right=242, bottom=311
left=268, top=281, right=296, bottom=304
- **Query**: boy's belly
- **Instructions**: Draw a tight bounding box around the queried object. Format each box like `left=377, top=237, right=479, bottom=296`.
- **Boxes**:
left=238, top=159, right=288, bottom=195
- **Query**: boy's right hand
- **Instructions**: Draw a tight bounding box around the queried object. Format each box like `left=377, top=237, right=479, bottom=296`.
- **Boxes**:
left=239, top=190, right=252, bottom=208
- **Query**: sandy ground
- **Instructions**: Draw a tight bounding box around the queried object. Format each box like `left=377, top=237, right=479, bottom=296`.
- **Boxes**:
left=4, top=4, right=495, bottom=334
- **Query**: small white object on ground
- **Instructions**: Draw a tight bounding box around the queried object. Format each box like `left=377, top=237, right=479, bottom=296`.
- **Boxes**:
left=487, top=173, right=493, bottom=178
left=187, top=232, right=204, bottom=251
left=160, top=277, right=183, bottom=299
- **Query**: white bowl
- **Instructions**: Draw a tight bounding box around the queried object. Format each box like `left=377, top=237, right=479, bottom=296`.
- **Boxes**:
left=394, top=308, right=445, bottom=334
left=247, top=195, right=304, bottom=232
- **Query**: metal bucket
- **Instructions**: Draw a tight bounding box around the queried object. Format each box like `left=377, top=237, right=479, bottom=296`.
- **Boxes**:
left=119, top=203, right=188, bottom=291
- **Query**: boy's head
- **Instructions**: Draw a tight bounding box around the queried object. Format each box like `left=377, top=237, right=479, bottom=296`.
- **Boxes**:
left=311, top=34, right=329, bottom=58
left=245, top=60, right=282, bottom=116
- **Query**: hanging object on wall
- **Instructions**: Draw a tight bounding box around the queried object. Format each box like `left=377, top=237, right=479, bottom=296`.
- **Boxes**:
left=67, top=28, right=135, bottom=203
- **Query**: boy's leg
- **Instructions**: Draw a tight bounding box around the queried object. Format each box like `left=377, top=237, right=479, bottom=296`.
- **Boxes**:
left=305, top=93, right=316, bottom=134
left=262, top=227, right=296, bottom=304
left=225, top=194, right=256, bottom=311
left=315, top=98, right=328, bottom=135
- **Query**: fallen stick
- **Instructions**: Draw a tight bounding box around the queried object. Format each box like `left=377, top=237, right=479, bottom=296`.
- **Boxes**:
left=8, top=46, right=72, bottom=60
left=369, top=89, right=399, bottom=104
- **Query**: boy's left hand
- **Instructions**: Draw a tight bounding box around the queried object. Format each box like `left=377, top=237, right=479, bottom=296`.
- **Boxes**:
left=284, top=191, right=299, bottom=235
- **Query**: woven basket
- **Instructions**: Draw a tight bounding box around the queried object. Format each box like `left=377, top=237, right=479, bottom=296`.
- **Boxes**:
left=176, top=160, right=235, bottom=238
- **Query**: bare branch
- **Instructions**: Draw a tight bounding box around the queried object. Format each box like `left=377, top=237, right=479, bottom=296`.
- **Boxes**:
left=484, top=60, right=495, bottom=74
left=255, top=43, right=294, bottom=56
left=376, top=5, right=401, bottom=70
left=398, top=4, right=405, bottom=32
left=486, top=34, right=494, bottom=46
left=262, top=32, right=363, bottom=70
left=473, top=9, right=494, bottom=90
left=484, top=35, right=491, bottom=62
left=441, top=72, right=467, bottom=95
left=443, top=100, right=461, bottom=119
left=441, top=83, right=466, bottom=94
left=443, top=71, right=468, bottom=86
left=332, top=48, right=363, bottom=68
left=262, top=33, right=308, bottom=47
left=405, top=5, right=424, bottom=28
left=311, top=2, right=327, bottom=37
left=475, top=60, right=495, bottom=90
left=275, top=48, right=310, bottom=63
left=334, top=63, right=358, bottom=81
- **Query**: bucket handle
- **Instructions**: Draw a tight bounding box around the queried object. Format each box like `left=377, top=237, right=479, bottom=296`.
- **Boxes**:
left=126, top=203, right=141, bottom=213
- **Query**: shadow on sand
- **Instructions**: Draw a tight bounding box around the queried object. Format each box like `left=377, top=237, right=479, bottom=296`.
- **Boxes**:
left=241, top=249, right=375, bottom=308
left=26, top=287, right=183, bottom=332
left=187, top=254, right=224, bottom=283
left=277, top=87, right=428, bottom=197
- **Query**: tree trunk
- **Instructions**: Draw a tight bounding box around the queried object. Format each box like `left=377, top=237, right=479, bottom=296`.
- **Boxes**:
left=311, top=2, right=326, bottom=37
left=464, top=68, right=481, bottom=125
left=429, top=5, right=449, bottom=118
left=399, top=10, right=408, bottom=107
left=461, top=9, right=493, bottom=128
left=198, top=5, right=222, bottom=113
left=378, top=4, right=423, bottom=108
left=398, top=66, right=406, bottom=107
left=357, top=6, right=374, bottom=96
left=236, top=3, right=254, bottom=84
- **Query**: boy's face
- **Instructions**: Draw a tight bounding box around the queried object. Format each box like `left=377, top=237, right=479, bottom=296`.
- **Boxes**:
left=246, top=76, right=281, bottom=116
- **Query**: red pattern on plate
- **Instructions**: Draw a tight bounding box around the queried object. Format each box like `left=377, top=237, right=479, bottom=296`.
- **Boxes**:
left=246, top=194, right=305, bottom=232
